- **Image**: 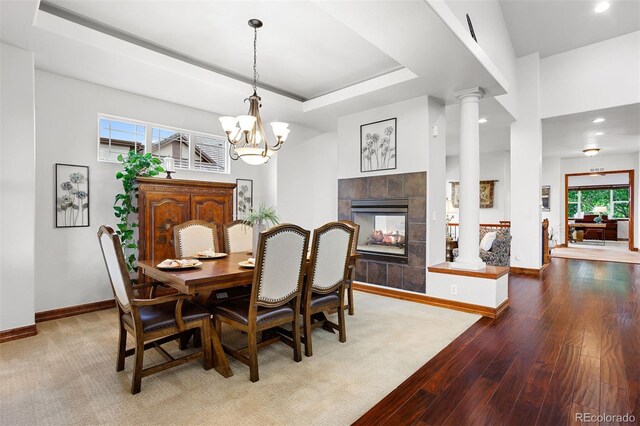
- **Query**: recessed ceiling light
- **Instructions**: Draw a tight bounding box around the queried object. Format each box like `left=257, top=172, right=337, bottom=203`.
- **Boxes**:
left=592, top=117, right=605, bottom=123
left=583, top=148, right=601, bottom=156
left=595, top=132, right=604, bottom=136
left=478, top=118, right=487, bottom=124
left=594, top=1, right=610, bottom=13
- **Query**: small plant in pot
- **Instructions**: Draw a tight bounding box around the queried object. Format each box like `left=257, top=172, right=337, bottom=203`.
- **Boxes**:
left=243, top=204, right=280, bottom=256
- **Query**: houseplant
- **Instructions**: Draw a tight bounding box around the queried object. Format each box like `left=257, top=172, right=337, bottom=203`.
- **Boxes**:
left=113, top=152, right=164, bottom=272
left=243, top=204, right=280, bottom=255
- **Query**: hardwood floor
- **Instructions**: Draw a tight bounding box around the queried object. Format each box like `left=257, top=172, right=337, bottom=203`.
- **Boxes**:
left=356, top=258, right=640, bottom=425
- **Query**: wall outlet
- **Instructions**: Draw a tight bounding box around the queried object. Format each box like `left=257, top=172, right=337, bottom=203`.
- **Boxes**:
left=432, top=125, right=439, bottom=137
left=450, top=284, right=458, bottom=295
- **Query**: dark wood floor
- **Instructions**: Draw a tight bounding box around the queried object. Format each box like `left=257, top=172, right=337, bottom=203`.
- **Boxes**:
left=356, top=258, right=639, bottom=425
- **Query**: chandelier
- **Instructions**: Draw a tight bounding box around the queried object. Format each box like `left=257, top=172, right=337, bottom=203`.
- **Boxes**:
left=219, top=19, right=290, bottom=165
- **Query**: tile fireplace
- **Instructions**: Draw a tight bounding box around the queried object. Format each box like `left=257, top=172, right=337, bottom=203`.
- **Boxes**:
left=351, top=199, right=408, bottom=263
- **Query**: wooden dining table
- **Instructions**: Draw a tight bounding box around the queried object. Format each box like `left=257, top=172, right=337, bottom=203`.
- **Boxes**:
left=138, top=252, right=256, bottom=379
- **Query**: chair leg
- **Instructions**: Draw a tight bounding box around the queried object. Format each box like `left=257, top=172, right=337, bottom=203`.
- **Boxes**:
left=179, top=331, right=192, bottom=350
left=348, top=284, right=355, bottom=316
left=201, top=321, right=213, bottom=371
left=116, top=321, right=127, bottom=372
left=131, top=338, right=145, bottom=394
left=292, top=315, right=302, bottom=362
left=248, top=331, right=259, bottom=382
left=304, top=313, right=313, bottom=357
left=338, top=301, right=347, bottom=344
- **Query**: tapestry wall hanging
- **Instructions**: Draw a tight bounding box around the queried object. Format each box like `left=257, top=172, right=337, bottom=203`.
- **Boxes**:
left=450, top=180, right=495, bottom=209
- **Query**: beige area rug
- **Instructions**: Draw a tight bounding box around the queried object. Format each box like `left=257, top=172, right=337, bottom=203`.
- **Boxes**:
left=0, top=292, right=479, bottom=426
left=551, top=242, right=640, bottom=264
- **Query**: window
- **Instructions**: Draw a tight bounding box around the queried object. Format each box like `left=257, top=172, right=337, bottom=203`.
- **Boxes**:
left=97, top=115, right=229, bottom=174
left=151, top=127, right=190, bottom=170
left=193, top=134, right=227, bottom=172
left=99, top=117, right=145, bottom=162
left=568, top=186, right=630, bottom=219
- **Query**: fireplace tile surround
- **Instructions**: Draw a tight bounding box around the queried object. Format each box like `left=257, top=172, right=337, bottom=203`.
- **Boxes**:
left=338, top=171, right=427, bottom=293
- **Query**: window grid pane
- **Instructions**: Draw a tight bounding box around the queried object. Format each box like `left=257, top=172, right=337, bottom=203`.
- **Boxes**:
left=99, top=118, right=146, bottom=162
left=194, top=134, right=227, bottom=172
left=151, top=127, right=190, bottom=169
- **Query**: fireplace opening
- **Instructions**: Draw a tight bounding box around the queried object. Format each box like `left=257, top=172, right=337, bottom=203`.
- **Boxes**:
left=351, top=199, right=408, bottom=264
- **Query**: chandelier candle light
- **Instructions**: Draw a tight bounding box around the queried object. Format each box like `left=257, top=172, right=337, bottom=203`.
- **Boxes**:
left=219, top=19, right=290, bottom=165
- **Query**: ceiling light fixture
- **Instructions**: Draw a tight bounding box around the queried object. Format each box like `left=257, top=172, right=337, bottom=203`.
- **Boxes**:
left=583, top=148, right=601, bottom=156
left=592, top=117, right=605, bottom=123
left=219, top=19, right=289, bottom=165
left=478, top=118, right=488, bottom=124
left=595, top=132, right=604, bottom=136
left=594, top=1, right=610, bottom=13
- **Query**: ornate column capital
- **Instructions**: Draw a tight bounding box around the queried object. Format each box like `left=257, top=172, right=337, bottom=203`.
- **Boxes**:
left=454, top=87, right=485, bottom=101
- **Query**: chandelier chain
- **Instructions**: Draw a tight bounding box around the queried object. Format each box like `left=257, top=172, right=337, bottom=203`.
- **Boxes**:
left=252, top=27, right=259, bottom=94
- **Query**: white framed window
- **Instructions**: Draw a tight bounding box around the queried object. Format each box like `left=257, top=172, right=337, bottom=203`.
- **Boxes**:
left=98, top=116, right=146, bottom=162
left=97, top=114, right=229, bottom=174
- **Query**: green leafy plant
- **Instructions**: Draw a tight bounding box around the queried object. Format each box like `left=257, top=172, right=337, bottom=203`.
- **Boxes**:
left=113, top=152, right=164, bottom=271
left=243, top=204, right=280, bottom=227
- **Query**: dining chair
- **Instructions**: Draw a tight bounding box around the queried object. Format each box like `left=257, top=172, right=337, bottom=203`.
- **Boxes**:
left=97, top=225, right=213, bottom=394
left=213, top=224, right=310, bottom=382
left=302, top=222, right=354, bottom=357
left=174, top=220, right=219, bottom=257
left=338, top=219, right=360, bottom=316
left=224, top=220, right=253, bottom=253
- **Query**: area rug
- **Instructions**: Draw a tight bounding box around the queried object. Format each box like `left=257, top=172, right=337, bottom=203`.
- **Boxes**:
left=0, top=292, right=479, bottom=426
left=551, top=245, right=640, bottom=264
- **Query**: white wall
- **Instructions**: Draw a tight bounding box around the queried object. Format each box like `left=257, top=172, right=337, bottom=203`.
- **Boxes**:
left=337, top=96, right=429, bottom=179
left=446, top=150, right=511, bottom=224
left=510, top=53, right=542, bottom=269
left=427, top=98, right=446, bottom=265
left=541, top=32, right=640, bottom=119
left=443, top=0, right=517, bottom=118
left=551, top=153, right=639, bottom=245
left=0, top=43, right=36, bottom=331
left=33, top=70, right=290, bottom=312
left=541, top=156, right=562, bottom=240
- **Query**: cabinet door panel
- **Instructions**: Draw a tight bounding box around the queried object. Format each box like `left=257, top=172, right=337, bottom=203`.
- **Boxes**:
left=191, top=195, right=232, bottom=249
left=145, top=193, right=191, bottom=260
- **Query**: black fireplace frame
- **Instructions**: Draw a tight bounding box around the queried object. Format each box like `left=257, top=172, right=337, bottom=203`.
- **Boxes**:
left=351, top=198, right=409, bottom=264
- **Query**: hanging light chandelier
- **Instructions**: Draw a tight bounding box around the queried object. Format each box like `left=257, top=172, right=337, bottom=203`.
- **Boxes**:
left=219, top=19, right=290, bottom=165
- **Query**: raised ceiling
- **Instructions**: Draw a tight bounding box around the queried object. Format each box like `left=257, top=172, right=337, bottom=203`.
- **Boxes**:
left=44, top=0, right=402, bottom=101
left=500, top=0, right=640, bottom=58
left=542, top=103, right=640, bottom=159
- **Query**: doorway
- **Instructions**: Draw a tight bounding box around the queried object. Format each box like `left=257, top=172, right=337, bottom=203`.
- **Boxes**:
left=563, top=169, right=635, bottom=252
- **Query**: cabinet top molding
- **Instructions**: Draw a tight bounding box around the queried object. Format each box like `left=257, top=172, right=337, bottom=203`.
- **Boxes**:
left=136, top=177, right=237, bottom=190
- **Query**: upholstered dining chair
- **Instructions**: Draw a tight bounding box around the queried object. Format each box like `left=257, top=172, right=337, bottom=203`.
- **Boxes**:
left=213, top=224, right=310, bottom=382
left=223, top=220, right=253, bottom=253
left=97, top=225, right=213, bottom=394
left=302, top=222, right=354, bottom=357
left=174, top=220, right=219, bottom=258
left=338, top=220, right=360, bottom=316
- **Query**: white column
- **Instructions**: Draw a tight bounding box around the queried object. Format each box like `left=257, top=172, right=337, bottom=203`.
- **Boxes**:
left=452, top=87, right=486, bottom=270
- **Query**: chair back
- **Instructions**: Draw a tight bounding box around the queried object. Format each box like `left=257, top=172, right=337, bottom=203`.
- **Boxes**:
left=338, top=220, right=360, bottom=256
left=173, top=220, right=218, bottom=257
left=307, top=222, right=354, bottom=293
left=251, top=224, right=310, bottom=307
left=224, top=220, right=253, bottom=253
left=97, top=225, right=134, bottom=312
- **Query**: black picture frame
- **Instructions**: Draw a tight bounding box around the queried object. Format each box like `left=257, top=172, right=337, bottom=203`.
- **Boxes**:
left=360, top=117, right=397, bottom=173
left=55, top=163, right=90, bottom=228
left=542, top=185, right=550, bottom=212
left=235, top=178, right=253, bottom=220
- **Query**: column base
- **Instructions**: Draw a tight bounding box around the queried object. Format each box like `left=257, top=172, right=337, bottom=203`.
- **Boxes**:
left=451, top=258, right=487, bottom=271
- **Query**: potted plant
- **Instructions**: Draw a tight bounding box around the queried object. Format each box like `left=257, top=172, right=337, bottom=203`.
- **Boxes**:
left=113, top=152, right=164, bottom=273
left=243, top=204, right=280, bottom=256
left=548, top=226, right=559, bottom=249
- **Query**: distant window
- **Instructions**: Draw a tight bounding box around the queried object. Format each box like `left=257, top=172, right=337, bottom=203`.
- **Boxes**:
left=193, top=134, right=227, bottom=172
left=97, top=114, right=228, bottom=174
left=151, top=127, right=190, bottom=170
left=568, top=186, right=630, bottom=219
left=99, top=117, right=145, bottom=162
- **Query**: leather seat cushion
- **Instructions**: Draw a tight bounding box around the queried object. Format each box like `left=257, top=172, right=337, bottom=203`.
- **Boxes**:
left=310, top=292, right=340, bottom=309
left=214, top=297, right=294, bottom=325
left=122, top=300, right=210, bottom=333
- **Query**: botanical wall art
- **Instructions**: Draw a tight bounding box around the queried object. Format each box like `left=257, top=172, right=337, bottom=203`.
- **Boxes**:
left=451, top=180, right=496, bottom=209
left=235, top=178, right=253, bottom=220
left=360, top=118, right=397, bottom=172
left=56, top=163, right=89, bottom=228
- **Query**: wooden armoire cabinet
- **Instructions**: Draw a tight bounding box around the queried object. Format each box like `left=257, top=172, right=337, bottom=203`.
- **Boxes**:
left=137, top=177, right=236, bottom=261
